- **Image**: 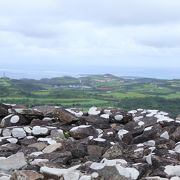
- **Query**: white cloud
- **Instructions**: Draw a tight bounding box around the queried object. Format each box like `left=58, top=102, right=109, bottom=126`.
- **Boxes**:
left=0, top=0, right=180, bottom=73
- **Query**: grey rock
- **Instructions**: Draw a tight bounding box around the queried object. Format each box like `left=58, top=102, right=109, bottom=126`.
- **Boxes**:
left=50, top=129, right=66, bottom=140
left=32, top=126, right=49, bottom=136
left=2, top=128, right=11, bottom=137
left=87, top=145, right=104, bottom=159
left=12, top=128, right=26, bottom=139
left=0, top=152, right=27, bottom=171
left=0, top=106, right=8, bottom=118
left=103, top=144, right=123, bottom=159
left=70, top=125, right=98, bottom=139
left=42, top=143, right=62, bottom=153
left=28, top=142, right=47, bottom=151
left=15, top=108, right=44, bottom=120
left=79, top=115, right=110, bottom=129
left=1, top=114, right=29, bottom=127
left=46, top=108, right=77, bottom=123
left=171, top=126, right=180, bottom=142
left=37, top=151, right=72, bottom=164
left=30, top=119, right=49, bottom=127
left=11, top=170, right=44, bottom=180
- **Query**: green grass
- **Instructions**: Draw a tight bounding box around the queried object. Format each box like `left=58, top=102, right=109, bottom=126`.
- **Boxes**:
left=0, top=97, right=108, bottom=107
left=0, top=75, right=179, bottom=116
left=32, top=90, right=50, bottom=95
left=162, top=91, right=180, bottom=99
left=102, top=91, right=147, bottom=99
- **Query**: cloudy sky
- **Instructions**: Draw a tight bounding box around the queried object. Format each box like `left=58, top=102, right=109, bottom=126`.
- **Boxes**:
left=0, top=0, right=180, bottom=78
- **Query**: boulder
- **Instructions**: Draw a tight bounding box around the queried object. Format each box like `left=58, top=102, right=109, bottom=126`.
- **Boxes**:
left=171, top=127, right=180, bottom=142
left=42, top=143, right=62, bottom=153
left=37, top=151, right=72, bottom=164
left=87, top=145, right=105, bottom=159
left=0, top=143, right=21, bottom=157
left=15, top=108, right=44, bottom=120
left=45, top=108, right=77, bottom=123
left=11, top=170, right=44, bottom=180
left=28, top=142, right=47, bottom=151
left=88, top=107, right=101, bottom=116
left=0, top=106, right=8, bottom=118
left=32, top=126, right=49, bottom=136
left=78, top=116, right=110, bottom=129
left=133, top=124, right=162, bottom=144
left=64, top=138, right=89, bottom=159
left=103, top=143, right=123, bottom=159
left=1, top=114, right=29, bottom=127
left=12, top=128, right=26, bottom=139
left=69, top=125, right=98, bottom=139
left=30, top=119, right=49, bottom=127
left=0, top=152, right=27, bottom=171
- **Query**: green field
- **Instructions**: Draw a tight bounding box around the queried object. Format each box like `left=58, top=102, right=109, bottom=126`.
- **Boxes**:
left=0, top=74, right=179, bottom=116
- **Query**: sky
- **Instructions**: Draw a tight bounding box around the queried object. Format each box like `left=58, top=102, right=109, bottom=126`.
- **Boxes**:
left=0, top=0, right=180, bottom=79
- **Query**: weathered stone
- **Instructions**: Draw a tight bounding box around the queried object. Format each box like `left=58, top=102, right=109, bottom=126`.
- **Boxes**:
left=117, top=129, right=133, bottom=144
left=111, top=110, right=133, bottom=124
left=64, top=140, right=88, bottom=158
left=63, top=172, right=80, bottom=180
left=90, top=159, right=139, bottom=179
left=103, top=144, right=123, bottom=159
left=7, top=137, right=18, bottom=144
left=28, top=142, right=47, bottom=151
left=30, top=119, right=49, bottom=127
left=87, top=145, right=104, bottom=159
left=155, top=138, right=176, bottom=150
left=0, top=105, right=8, bottom=118
left=37, top=151, right=72, bottom=164
left=20, top=146, right=39, bottom=156
left=42, top=143, right=62, bottom=153
left=2, top=128, right=11, bottom=137
left=164, top=165, right=180, bottom=177
left=66, top=108, right=84, bottom=118
left=79, top=175, right=91, bottom=180
left=133, top=124, right=162, bottom=144
left=12, top=128, right=26, bottom=139
left=15, top=108, right=44, bottom=120
left=70, top=125, right=98, bottom=139
left=1, top=114, right=29, bottom=127
left=40, top=165, right=80, bottom=179
left=19, top=137, right=37, bottom=146
left=0, top=152, right=27, bottom=171
left=79, top=116, right=110, bottom=129
left=171, top=127, right=180, bottom=142
left=88, top=107, right=101, bottom=116
left=0, top=174, right=11, bottom=180
left=46, top=108, right=77, bottom=123
left=0, top=143, right=21, bottom=157
left=11, top=170, right=44, bottom=180
left=124, top=121, right=144, bottom=137
left=96, top=166, right=129, bottom=180
left=50, top=129, right=66, bottom=140
left=32, top=126, right=49, bottom=136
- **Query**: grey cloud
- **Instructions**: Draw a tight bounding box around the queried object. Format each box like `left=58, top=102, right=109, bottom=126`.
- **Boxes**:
left=1, top=0, right=180, bottom=39
left=50, top=0, right=180, bottom=26
left=0, top=0, right=180, bottom=71
left=140, top=38, right=180, bottom=48
left=1, top=0, right=180, bottom=28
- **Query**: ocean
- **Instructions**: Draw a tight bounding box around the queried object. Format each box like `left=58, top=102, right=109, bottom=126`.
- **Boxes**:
left=0, top=66, right=179, bottom=79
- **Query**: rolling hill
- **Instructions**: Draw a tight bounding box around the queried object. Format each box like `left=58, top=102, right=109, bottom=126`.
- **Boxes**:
left=0, top=74, right=179, bottom=116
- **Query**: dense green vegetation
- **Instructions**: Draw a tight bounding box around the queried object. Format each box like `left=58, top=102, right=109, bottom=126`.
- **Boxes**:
left=0, top=74, right=179, bottom=116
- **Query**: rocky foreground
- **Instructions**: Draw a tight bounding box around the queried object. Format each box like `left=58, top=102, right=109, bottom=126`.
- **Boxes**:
left=0, top=104, right=180, bottom=180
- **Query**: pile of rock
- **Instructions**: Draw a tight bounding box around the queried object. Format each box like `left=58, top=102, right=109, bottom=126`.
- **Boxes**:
left=0, top=103, right=180, bottom=180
